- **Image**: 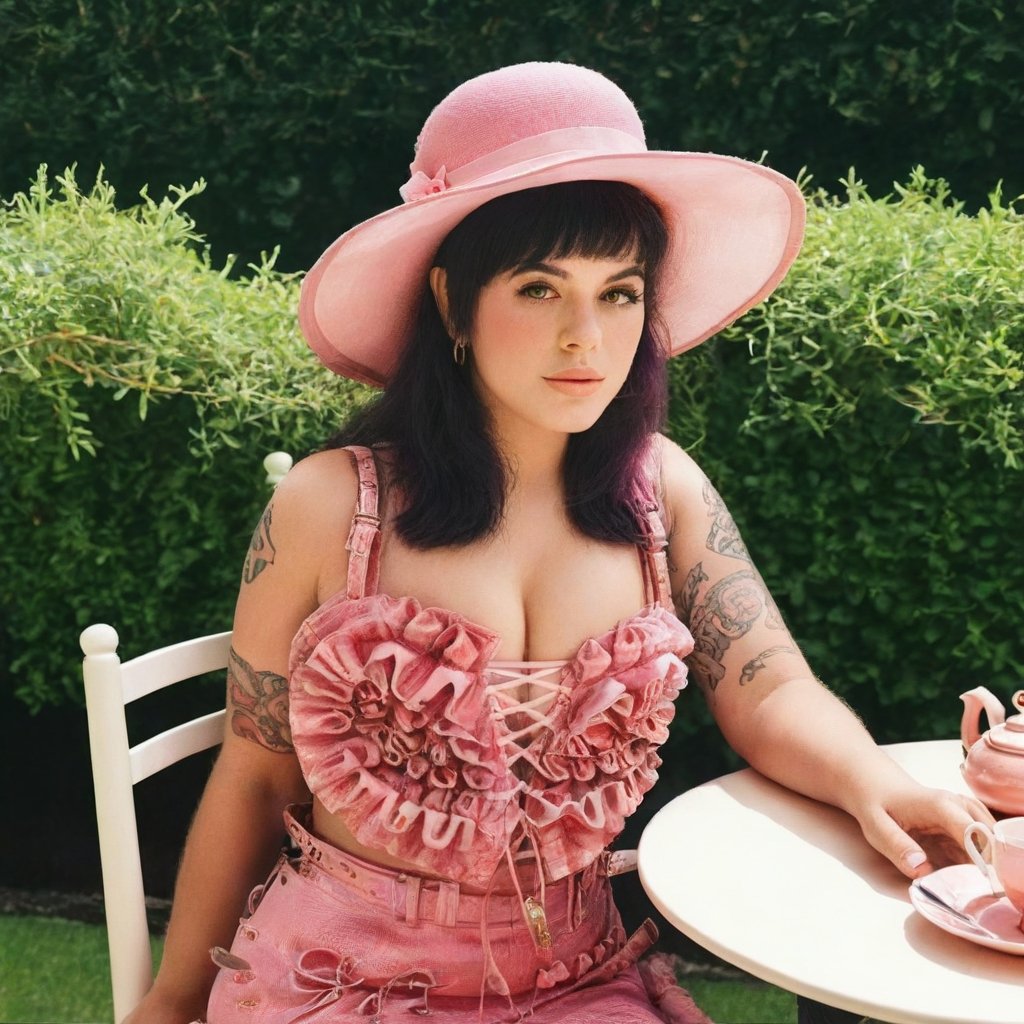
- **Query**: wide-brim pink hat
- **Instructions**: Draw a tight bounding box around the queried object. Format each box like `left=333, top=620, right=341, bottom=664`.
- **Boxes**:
left=300, top=61, right=805, bottom=387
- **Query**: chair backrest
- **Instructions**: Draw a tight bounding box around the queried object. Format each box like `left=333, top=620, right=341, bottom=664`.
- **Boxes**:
left=81, top=451, right=292, bottom=1023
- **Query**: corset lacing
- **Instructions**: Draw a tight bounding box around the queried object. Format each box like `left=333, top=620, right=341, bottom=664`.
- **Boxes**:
left=479, top=662, right=569, bottom=1015
left=487, top=661, right=569, bottom=769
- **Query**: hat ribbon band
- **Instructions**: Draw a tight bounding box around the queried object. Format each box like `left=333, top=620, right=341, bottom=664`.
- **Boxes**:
left=447, top=125, right=646, bottom=187
left=402, top=126, right=646, bottom=202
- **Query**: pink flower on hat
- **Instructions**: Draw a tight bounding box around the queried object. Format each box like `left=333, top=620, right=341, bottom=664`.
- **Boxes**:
left=399, top=165, right=448, bottom=203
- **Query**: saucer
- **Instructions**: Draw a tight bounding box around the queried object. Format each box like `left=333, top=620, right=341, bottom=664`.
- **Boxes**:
left=909, top=863, right=1024, bottom=955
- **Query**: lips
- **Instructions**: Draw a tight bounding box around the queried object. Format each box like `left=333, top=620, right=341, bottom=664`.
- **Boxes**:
left=544, top=368, right=605, bottom=382
left=543, top=373, right=604, bottom=397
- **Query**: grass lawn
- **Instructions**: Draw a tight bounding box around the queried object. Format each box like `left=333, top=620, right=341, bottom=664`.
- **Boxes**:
left=0, top=915, right=796, bottom=1023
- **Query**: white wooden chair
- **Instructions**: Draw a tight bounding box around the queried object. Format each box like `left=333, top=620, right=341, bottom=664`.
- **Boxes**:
left=81, top=451, right=292, bottom=1023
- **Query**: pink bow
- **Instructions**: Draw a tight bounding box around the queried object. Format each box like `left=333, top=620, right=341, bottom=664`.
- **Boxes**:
left=399, top=166, right=448, bottom=202
left=292, top=948, right=364, bottom=1016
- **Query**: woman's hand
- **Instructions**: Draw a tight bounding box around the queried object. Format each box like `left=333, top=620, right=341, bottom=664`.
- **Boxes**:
left=851, top=779, right=996, bottom=879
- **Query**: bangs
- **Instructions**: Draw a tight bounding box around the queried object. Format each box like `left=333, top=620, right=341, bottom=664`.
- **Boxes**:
left=474, top=181, right=664, bottom=272
left=434, top=181, right=669, bottom=337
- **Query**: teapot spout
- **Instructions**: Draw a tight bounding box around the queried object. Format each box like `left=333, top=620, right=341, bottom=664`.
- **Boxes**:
left=959, top=686, right=1006, bottom=750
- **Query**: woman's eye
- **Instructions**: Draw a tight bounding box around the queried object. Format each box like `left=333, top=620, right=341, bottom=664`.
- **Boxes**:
left=604, top=288, right=643, bottom=305
left=520, top=283, right=554, bottom=300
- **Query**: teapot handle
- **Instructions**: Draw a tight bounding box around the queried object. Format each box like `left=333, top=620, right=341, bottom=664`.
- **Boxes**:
left=960, top=687, right=1006, bottom=750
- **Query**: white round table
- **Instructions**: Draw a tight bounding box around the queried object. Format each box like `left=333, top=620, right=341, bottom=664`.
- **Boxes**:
left=638, top=740, right=1023, bottom=1024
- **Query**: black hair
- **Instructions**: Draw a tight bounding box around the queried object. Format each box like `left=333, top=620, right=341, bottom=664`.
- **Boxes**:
left=325, top=179, right=670, bottom=548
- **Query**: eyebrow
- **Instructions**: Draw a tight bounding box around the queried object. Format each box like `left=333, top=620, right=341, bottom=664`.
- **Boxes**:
left=509, top=260, right=645, bottom=282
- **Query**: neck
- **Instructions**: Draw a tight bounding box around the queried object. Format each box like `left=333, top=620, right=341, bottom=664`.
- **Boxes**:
left=491, top=418, right=569, bottom=497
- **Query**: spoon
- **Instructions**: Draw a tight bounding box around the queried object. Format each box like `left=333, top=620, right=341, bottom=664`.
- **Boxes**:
left=912, top=880, right=1001, bottom=940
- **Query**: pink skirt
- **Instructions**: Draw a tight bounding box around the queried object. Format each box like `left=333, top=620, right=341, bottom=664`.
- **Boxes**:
left=204, top=806, right=710, bottom=1024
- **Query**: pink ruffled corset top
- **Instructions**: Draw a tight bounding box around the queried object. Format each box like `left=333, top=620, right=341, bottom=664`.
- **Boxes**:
left=287, top=446, right=694, bottom=889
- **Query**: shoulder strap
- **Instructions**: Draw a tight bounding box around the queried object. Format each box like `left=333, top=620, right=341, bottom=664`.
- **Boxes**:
left=343, top=445, right=382, bottom=600
left=636, top=444, right=673, bottom=609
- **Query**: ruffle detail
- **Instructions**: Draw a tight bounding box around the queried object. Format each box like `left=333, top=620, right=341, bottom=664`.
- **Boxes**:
left=535, top=924, right=625, bottom=989
left=290, top=594, right=521, bottom=886
left=526, top=606, right=693, bottom=879
left=289, top=593, right=693, bottom=886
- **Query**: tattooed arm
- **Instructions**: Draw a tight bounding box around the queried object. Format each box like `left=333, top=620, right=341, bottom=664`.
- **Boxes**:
left=670, top=471, right=802, bottom=700
left=127, top=451, right=360, bottom=1024
left=660, top=435, right=991, bottom=881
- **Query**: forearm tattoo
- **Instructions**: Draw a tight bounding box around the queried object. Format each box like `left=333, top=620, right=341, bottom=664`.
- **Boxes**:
left=740, top=646, right=798, bottom=685
left=227, top=646, right=292, bottom=751
left=243, top=504, right=276, bottom=584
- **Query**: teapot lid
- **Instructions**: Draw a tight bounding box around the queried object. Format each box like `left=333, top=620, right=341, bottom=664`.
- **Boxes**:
left=987, top=691, right=1024, bottom=755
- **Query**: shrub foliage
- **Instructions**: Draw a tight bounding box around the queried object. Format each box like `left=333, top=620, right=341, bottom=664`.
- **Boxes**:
left=666, top=169, right=1023, bottom=764
left=1, top=167, right=1021, bottom=783
left=0, top=167, right=362, bottom=710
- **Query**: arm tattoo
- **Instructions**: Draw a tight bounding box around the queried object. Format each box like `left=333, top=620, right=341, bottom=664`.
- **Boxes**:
left=763, top=590, right=786, bottom=630
left=243, top=504, right=276, bottom=584
left=227, top=646, right=293, bottom=751
left=703, top=478, right=751, bottom=562
left=685, top=569, right=764, bottom=692
left=672, top=563, right=708, bottom=623
left=740, top=646, right=798, bottom=684
left=676, top=566, right=788, bottom=693
left=702, top=478, right=787, bottom=630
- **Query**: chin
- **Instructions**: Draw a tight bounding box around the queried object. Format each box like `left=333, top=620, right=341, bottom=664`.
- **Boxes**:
left=552, top=410, right=606, bottom=435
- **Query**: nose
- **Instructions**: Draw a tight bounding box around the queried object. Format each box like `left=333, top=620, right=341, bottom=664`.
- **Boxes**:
left=558, top=298, right=602, bottom=352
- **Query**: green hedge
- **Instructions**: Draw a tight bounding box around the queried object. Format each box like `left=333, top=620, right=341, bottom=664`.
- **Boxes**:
left=0, top=167, right=363, bottom=711
left=2, top=1, right=1020, bottom=273
left=665, top=169, right=1023, bottom=774
left=1, top=167, right=1021, bottom=787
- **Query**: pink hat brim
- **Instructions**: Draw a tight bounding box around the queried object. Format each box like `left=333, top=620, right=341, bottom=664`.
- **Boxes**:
left=299, top=151, right=805, bottom=386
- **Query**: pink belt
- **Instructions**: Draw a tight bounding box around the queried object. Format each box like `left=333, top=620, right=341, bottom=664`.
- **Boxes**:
left=282, top=804, right=612, bottom=933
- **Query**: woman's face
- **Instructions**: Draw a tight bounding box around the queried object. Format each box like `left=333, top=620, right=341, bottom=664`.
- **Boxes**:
left=437, top=255, right=647, bottom=444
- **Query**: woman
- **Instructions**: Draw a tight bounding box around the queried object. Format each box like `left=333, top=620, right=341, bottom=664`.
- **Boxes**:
left=133, top=63, right=991, bottom=1024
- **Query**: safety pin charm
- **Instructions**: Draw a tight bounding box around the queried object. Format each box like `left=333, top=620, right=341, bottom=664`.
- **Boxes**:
left=524, top=895, right=552, bottom=949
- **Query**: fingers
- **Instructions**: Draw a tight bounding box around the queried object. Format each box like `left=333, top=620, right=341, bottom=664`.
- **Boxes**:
left=926, top=789, right=987, bottom=848
left=860, top=788, right=994, bottom=879
left=966, top=795, right=998, bottom=827
left=859, top=806, right=930, bottom=878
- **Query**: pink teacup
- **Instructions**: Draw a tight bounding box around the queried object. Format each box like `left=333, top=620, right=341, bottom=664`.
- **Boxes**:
left=965, top=817, right=1024, bottom=929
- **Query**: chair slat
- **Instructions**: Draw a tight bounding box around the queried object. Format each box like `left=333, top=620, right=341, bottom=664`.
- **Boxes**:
left=121, top=632, right=232, bottom=704
left=130, top=710, right=227, bottom=785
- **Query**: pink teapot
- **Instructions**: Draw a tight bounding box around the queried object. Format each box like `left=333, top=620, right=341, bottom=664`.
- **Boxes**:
left=960, top=687, right=1024, bottom=815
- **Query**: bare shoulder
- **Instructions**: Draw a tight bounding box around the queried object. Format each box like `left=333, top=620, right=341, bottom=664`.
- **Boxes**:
left=237, top=447, right=364, bottom=613
left=253, top=448, right=359, bottom=567
left=653, top=433, right=715, bottom=541
left=656, top=433, right=708, bottom=499
left=225, top=447, right=361, bottom=758
left=270, top=447, right=359, bottom=530
left=655, top=434, right=805, bottom=703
